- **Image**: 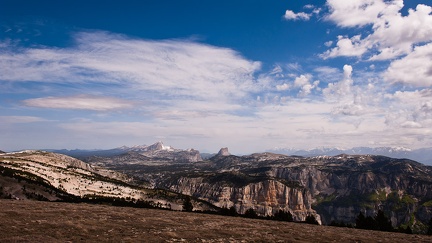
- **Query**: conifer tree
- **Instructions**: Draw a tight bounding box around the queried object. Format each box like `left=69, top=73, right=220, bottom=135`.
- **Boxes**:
left=182, top=196, right=193, bottom=212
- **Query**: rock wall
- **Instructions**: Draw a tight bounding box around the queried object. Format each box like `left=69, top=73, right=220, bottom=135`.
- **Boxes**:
left=162, top=177, right=320, bottom=223
left=269, top=166, right=432, bottom=225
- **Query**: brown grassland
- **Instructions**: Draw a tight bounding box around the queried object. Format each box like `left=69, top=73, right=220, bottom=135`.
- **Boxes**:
left=0, top=199, right=431, bottom=242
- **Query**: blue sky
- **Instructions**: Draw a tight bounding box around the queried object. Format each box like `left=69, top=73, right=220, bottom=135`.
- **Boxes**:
left=1, top=0, right=432, bottom=153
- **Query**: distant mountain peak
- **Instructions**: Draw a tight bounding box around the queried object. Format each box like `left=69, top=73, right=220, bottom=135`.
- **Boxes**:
left=120, top=141, right=174, bottom=152
left=267, top=146, right=432, bottom=165
left=216, top=147, right=230, bottom=157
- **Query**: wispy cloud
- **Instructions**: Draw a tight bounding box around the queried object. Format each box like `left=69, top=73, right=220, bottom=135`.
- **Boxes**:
left=0, top=116, right=48, bottom=123
left=0, top=31, right=261, bottom=102
left=23, top=95, right=135, bottom=111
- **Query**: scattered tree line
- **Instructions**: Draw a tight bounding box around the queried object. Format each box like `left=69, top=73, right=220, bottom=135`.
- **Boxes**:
left=184, top=197, right=319, bottom=225
left=330, top=210, right=417, bottom=234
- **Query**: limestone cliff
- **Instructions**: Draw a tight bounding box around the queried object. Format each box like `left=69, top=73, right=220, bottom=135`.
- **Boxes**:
left=161, top=176, right=320, bottom=223
left=265, top=155, right=432, bottom=226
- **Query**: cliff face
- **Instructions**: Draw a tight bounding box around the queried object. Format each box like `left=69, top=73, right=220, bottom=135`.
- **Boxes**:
left=163, top=177, right=320, bottom=223
left=78, top=149, right=432, bottom=228
left=150, top=154, right=432, bottom=228
left=265, top=156, right=432, bottom=226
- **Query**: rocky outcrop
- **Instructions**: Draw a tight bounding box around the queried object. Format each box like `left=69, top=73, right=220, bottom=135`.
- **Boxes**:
left=162, top=176, right=320, bottom=223
left=264, top=155, right=432, bottom=226
left=216, top=147, right=231, bottom=157
left=151, top=153, right=432, bottom=228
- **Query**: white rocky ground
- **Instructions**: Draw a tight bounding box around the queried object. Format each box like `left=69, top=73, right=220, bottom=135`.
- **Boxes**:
left=0, top=150, right=145, bottom=199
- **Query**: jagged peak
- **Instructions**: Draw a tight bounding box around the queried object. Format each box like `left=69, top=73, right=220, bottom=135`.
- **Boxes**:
left=216, top=147, right=231, bottom=157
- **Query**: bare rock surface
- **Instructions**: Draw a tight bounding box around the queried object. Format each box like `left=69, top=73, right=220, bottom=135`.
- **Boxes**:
left=0, top=199, right=430, bottom=242
left=216, top=147, right=231, bottom=157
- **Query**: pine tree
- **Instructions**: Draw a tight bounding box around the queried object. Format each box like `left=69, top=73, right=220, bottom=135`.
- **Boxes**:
left=356, top=212, right=367, bottom=229
left=182, top=196, right=193, bottom=212
left=374, top=210, right=393, bottom=232
left=244, top=208, right=258, bottom=218
left=427, top=218, right=432, bottom=235
left=305, top=214, right=319, bottom=225
left=273, top=210, right=293, bottom=222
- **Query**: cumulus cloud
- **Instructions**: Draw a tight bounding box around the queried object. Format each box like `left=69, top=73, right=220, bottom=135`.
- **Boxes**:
left=383, top=43, right=432, bottom=87
left=276, top=83, right=290, bottom=91
left=384, top=89, right=432, bottom=129
left=322, top=64, right=381, bottom=118
left=291, top=74, right=319, bottom=96
left=284, top=10, right=311, bottom=21
left=272, top=73, right=318, bottom=96
left=323, top=65, right=354, bottom=100
left=299, top=80, right=320, bottom=96
left=321, top=35, right=367, bottom=59
left=23, top=95, right=135, bottom=111
left=293, top=75, right=310, bottom=87
left=323, top=1, right=432, bottom=61
left=325, top=0, right=388, bottom=27
left=284, top=4, right=322, bottom=21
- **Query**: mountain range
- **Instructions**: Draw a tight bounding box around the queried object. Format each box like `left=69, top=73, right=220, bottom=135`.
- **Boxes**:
left=2, top=142, right=432, bottom=233
left=47, top=141, right=202, bottom=163
left=268, top=146, right=432, bottom=165
left=41, top=142, right=432, bottom=165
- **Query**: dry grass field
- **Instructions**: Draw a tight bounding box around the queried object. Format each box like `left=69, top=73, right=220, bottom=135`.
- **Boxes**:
left=0, top=199, right=431, bottom=242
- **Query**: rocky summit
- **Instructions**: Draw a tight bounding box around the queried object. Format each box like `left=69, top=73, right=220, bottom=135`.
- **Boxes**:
left=216, top=147, right=231, bottom=157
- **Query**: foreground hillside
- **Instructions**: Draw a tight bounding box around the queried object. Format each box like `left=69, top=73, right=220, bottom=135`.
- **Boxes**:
left=0, top=150, right=215, bottom=211
left=0, top=200, right=429, bottom=242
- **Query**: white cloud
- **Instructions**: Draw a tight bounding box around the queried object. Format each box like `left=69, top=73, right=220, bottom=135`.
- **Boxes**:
left=384, top=89, right=432, bottom=130
left=284, top=10, right=311, bottom=21
left=2, top=29, right=432, bottom=152
left=323, top=1, right=432, bottom=61
left=299, top=80, right=320, bottom=97
left=0, top=32, right=261, bottom=103
left=0, top=116, right=48, bottom=123
left=324, top=41, right=333, bottom=47
left=293, top=74, right=310, bottom=87
left=291, top=74, right=318, bottom=96
left=284, top=4, right=322, bottom=21
left=23, top=95, right=135, bottom=111
left=321, top=35, right=367, bottom=59
left=323, top=65, right=354, bottom=100
left=343, top=64, right=352, bottom=79
left=325, top=0, right=389, bottom=27
left=383, top=43, right=432, bottom=87
left=276, top=83, right=290, bottom=91
left=368, top=4, right=432, bottom=59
